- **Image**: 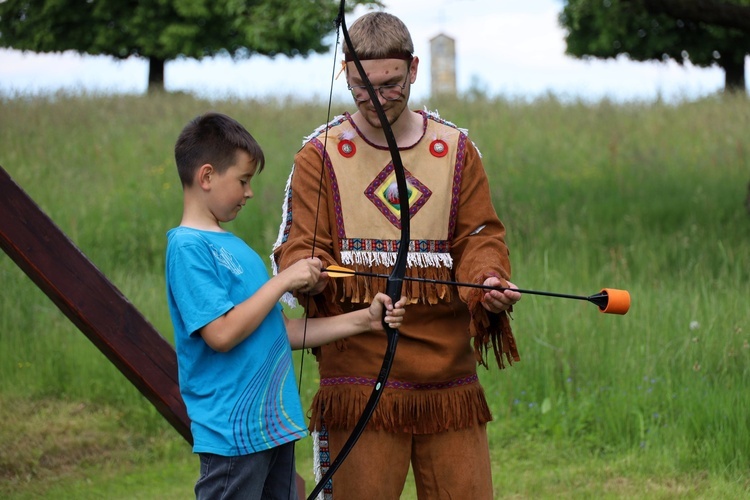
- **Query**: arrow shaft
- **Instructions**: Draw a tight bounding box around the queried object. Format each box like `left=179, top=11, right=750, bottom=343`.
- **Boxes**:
left=323, top=267, right=592, bottom=302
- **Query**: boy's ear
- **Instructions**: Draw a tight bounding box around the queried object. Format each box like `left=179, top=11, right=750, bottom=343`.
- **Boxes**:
left=197, top=164, right=214, bottom=190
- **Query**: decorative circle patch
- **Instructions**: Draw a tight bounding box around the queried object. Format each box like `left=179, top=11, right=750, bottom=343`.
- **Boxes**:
left=338, top=139, right=356, bottom=158
left=430, top=139, right=448, bottom=157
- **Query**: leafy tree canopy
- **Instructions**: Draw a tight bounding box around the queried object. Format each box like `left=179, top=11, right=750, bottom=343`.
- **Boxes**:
left=560, top=0, right=750, bottom=92
left=0, top=0, right=381, bottom=89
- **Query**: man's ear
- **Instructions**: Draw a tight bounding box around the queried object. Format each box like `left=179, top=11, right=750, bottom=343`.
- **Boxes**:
left=409, top=56, right=420, bottom=83
left=197, top=164, right=214, bottom=190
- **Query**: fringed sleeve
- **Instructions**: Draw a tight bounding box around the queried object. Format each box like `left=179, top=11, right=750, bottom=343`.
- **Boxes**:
left=272, top=141, right=339, bottom=312
left=451, top=138, right=520, bottom=369
left=466, top=273, right=519, bottom=369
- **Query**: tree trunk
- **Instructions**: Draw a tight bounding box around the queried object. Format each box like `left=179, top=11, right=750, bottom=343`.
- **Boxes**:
left=721, top=55, right=746, bottom=94
left=147, top=57, right=166, bottom=93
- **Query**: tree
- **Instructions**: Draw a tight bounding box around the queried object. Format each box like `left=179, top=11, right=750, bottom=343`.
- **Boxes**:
left=0, top=0, right=381, bottom=92
left=559, top=0, right=750, bottom=93
left=561, top=0, right=750, bottom=214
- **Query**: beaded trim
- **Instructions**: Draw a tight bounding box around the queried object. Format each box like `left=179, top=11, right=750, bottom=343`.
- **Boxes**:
left=320, top=374, right=479, bottom=391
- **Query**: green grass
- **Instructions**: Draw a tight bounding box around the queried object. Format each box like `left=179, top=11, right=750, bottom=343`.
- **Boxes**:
left=1, top=90, right=749, bottom=498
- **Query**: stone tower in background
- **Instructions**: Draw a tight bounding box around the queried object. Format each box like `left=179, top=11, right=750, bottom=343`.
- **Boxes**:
left=430, top=34, right=456, bottom=97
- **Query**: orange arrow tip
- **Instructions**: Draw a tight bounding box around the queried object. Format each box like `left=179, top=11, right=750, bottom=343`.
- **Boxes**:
left=599, top=288, right=630, bottom=315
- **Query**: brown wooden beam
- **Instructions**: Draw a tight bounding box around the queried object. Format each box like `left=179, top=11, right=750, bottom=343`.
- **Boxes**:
left=0, top=165, right=191, bottom=440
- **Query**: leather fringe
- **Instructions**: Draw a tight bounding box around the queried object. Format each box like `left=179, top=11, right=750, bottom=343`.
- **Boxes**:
left=308, top=383, right=492, bottom=434
left=338, top=262, right=454, bottom=306
left=466, top=273, right=520, bottom=369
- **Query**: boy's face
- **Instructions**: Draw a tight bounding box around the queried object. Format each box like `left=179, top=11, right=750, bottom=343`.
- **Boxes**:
left=207, top=150, right=257, bottom=223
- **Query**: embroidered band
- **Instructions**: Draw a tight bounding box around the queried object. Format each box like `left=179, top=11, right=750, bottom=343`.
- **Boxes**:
left=320, top=374, right=479, bottom=390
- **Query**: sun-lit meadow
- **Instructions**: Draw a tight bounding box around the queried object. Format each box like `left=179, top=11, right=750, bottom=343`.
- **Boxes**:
left=1, top=90, right=749, bottom=498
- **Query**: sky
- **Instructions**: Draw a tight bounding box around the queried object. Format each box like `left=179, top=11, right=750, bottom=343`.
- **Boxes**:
left=1, top=0, right=745, bottom=103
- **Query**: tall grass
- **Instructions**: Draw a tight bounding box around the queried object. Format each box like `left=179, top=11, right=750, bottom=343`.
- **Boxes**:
left=1, top=91, right=749, bottom=491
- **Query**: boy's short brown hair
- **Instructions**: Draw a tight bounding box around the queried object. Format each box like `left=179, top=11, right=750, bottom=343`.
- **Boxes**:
left=174, top=112, right=265, bottom=187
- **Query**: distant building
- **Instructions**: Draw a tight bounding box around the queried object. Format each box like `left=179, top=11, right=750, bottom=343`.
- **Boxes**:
left=430, top=34, right=456, bottom=97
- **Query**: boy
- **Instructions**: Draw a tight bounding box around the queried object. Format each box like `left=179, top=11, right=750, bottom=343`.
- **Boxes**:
left=166, top=112, right=405, bottom=499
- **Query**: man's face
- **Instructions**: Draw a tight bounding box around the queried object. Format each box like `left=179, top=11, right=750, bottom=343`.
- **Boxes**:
left=346, top=57, right=417, bottom=129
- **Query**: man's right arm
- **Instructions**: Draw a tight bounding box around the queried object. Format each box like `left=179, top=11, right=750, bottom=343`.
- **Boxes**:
left=273, top=143, right=340, bottom=314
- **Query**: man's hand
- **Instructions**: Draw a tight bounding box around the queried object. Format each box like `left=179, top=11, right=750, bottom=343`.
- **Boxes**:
left=481, top=277, right=521, bottom=313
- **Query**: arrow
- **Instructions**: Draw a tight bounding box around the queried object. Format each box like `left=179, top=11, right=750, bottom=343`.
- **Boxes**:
left=323, top=265, right=631, bottom=315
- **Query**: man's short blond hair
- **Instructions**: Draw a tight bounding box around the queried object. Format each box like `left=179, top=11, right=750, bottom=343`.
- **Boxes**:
left=343, top=12, right=413, bottom=61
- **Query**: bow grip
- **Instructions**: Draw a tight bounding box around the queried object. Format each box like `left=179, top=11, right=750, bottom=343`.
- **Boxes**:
left=383, top=276, right=404, bottom=331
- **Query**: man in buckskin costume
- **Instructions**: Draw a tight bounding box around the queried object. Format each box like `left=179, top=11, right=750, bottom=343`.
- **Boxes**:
left=273, top=11, right=521, bottom=500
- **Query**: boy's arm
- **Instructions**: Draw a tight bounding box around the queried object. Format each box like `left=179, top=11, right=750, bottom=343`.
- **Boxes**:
left=201, top=258, right=321, bottom=352
left=285, top=293, right=405, bottom=349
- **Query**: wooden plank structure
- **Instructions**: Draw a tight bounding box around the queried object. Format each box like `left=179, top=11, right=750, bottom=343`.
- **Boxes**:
left=0, top=165, right=304, bottom=496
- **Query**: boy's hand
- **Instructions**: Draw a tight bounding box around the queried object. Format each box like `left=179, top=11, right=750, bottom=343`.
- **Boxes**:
left=281, top=257, right=322, bottom=293
left=308, top=266, right=330, bottom=295
left=368, top=292, right=407, bottom=332
left=481, top=278, right=521, bottom=313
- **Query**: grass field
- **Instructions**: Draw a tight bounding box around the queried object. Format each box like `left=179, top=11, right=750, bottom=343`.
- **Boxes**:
left=1, top=90, right=749, bottom=498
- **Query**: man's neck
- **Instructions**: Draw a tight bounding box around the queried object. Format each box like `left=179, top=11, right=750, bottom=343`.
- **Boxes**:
left=353, top=109, right=423, bottom=148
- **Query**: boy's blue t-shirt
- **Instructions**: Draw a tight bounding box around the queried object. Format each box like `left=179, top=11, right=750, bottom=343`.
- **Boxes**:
left=165, top=227, right=307, bottom=456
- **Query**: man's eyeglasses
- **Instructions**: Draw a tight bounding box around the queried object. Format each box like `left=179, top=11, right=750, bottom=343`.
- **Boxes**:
left=347, top=62, right=411, bottom=103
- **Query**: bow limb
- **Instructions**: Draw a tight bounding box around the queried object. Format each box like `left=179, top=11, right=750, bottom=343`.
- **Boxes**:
left=306, top=2, right=410, bottom=499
